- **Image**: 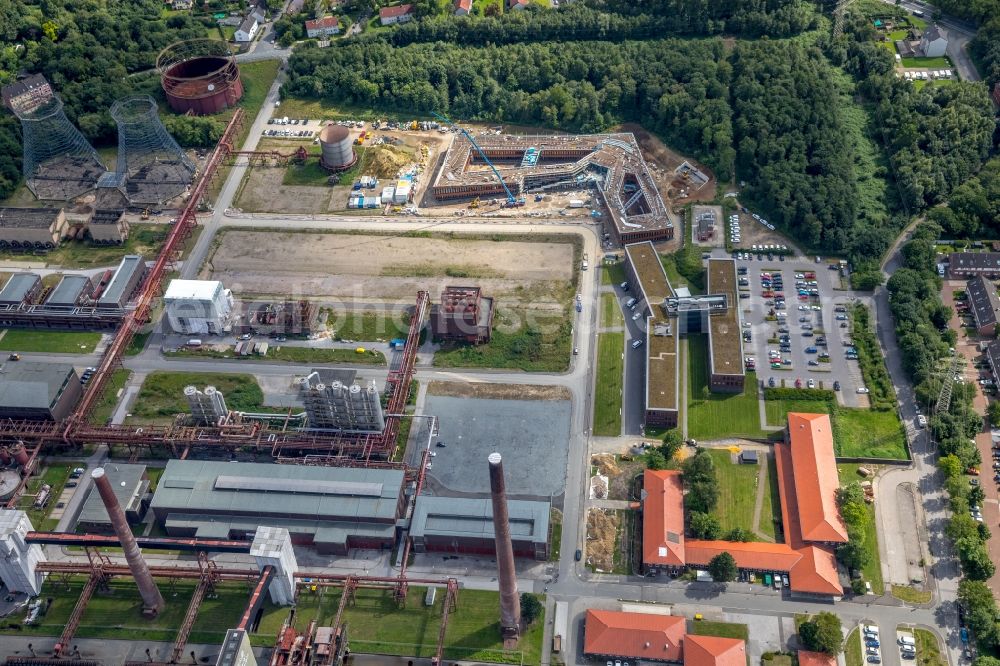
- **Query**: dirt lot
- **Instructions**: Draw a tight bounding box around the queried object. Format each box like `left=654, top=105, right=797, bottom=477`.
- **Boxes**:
left=205, top=230, right=574, bottom=303
left=591, top=454, right=645, bottom=501
left=426, top=381, right=570, bottom=401
left=730, top=211, right=802, bottom=253
left=587, top=509, right=620, bottom=572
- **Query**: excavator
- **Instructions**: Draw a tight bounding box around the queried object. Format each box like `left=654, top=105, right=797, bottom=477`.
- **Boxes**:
left=469, top=197, right=480, bottom=209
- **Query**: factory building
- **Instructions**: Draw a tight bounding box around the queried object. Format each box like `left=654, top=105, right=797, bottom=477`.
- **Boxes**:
left=299, top=369, right=385, bottom=433
left=0, top=207, right=66, bottom=249
left=150, top=460, right=406, bottom=554
left=0, top=361, right=82, bottom=421
left=97, top=254, right=146, bottom=309
left=185, top=385, right=229, bottom=425
left=75, top=463, right=151, bottom=533
left=0, top=273, right=42, bottom=306
left=164, top=279, right=235, bottom=335
left=240, top=299, right=320, bottom=337
left=409, top=495, right=550, bottom=561
left=45, top=274, right=95, bottom=306
left=430, top=286, right=494, bottom=345
left=87, top=208, right=129, bottom=244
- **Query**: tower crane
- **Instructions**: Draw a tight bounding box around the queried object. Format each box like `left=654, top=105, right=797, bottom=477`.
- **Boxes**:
left=431, top=111, right=524, bottom=207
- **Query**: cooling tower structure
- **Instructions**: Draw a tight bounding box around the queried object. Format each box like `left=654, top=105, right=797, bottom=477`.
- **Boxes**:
left=110, top=96, right=196, bottom=205
left=185, top=385, right=229, bottom=426
left=319, top=124, right=357, bottom=171
left=298, top=372, right=385, bottom=433
left=157, top=39, right=244, bottom=116
left=91, top=467, right=164, bottom=615
left=2, top=75, right=104, bottom=201
left=488, top=452, right=521, bottom=644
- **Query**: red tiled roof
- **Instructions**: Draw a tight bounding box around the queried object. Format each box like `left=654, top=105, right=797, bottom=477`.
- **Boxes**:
left=799, top=651, right=837, bottom=666
left=455, top=0, right=472, bottom=9
left=379, top=3, right=413, bottom=18
left=643, top=469, right=685, bottom=567
left=305, top=15, right=338, bottom=30
left=584, top=610, right=685, bottom=661
left=786, top=413, right=848, bottom=543
left=684, top=635, right=747, bottom=666
left=789, top=545, right=843, bottom=596
left=685, top=539, right=803, bottom=571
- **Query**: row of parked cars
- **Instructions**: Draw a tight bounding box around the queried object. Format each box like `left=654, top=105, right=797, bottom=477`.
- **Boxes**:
left=264, top=129, right=313, bottom=138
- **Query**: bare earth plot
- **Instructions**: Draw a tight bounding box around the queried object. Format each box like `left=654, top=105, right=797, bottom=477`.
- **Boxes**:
left=205, top=231, right=574, bottom=304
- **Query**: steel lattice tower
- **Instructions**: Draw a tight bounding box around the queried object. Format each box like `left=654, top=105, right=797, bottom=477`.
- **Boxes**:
left=110, top=95, right=195, bottom=205
left=8, top=90, right=104, bottom=201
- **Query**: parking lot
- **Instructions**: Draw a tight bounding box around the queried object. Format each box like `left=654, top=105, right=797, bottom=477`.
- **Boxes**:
left=734, top=255, right=868, bottom=406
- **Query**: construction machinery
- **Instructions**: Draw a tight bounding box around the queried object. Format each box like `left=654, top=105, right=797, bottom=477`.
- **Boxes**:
left=431, top=111, right=522, bottom=207
left=469, top=197, right=480, bottom=209
left=140, top=208, right=150, bottom=220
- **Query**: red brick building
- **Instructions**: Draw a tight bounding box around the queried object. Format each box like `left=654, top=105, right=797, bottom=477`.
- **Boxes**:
left=431, top=286, right=494, bottom=344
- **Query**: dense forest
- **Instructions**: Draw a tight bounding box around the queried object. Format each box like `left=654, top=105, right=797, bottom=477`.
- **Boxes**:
left=729, top=41, right=858, bottom=253
left=285, top=39, right=736, bottom=178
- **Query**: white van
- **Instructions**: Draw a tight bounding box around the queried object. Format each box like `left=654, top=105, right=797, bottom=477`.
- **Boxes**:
left=898, top=636, right=915, bottom=647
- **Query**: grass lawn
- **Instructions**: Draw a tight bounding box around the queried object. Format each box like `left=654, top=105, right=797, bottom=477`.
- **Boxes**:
left=433, top=307, right=571, bottom=372
left=19, top=463, right=72, bottom=531
left=893, top=584, right=932, bottom=604
left=764, top=397, right=833, bottom=426
left=88, top=368, right=131, bottom=425
left=549, top=508, right=562, bottom=562
left=763, top=656, right=793, bottom=666
left=166, top=345, right=386, bottom=365
left=915, top=628, right=946, bottom=666
left=759, top=453, right=783, bottom=541
left=593, top=333, right=624, bottom=436
left=328, top=309, right=410, bottom=341
left=124, top=331, right=151, bottom=356
left=838, top=464, right=885, bottom=594
left=706, top=449, right=761, bottom=535
left=0, top=224, right=172, bottom=269
left=846, top=628, right=863, bottom=666
left=687, top=620, right=749, bottom=641
left=0, top=577, right=246, bottom=643
left=914, top=78, right=956, bottom=91
left=834, top=408, right=907, bottom=459
left=687, top=336, right=766, bottom=440
left=600, top=292, right=624, bottom=328
left=127, top=371, right=270, bottom=423
left=254, top=587, right=543, bottom=663
left=901, top=56, right=951, bottom=68
left=0, top=329, right=101, bottom=353
left=601, top=262, right=627, bottom=287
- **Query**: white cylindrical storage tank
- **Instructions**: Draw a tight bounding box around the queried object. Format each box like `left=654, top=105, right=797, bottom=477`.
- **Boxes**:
left=319, top=125, right=355, bottom=171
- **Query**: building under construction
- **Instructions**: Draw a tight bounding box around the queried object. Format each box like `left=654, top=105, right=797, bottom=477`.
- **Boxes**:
left=432, top=132, right=674, bottom=244
left=430, top=285, right=494, bottom=345
left=298, top=369, right=385, bottom=433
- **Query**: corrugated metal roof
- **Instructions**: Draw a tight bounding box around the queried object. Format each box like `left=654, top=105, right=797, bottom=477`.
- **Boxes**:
left=410, top=495, right=549, bottom=542
left=0, top=361, right=75, bottom=410
left=77, top=464, right=149, bottom=526
left=98, top=254, right=143, bottom=306
left=0, top=272, right=40, bottom=304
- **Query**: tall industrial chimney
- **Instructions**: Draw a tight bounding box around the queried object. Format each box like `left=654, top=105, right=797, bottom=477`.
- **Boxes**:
left=488, top=452, right=520, bottom=644
left=91, top=468, right=164, bottom=615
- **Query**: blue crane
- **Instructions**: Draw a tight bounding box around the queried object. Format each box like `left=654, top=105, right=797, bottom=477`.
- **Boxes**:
left=431, top=111, right=520, bottom=205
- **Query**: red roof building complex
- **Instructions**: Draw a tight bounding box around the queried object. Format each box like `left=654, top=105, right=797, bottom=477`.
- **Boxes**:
left=584, top=610, right=686, bottom=662
left=583, top=610, right=748, bottom=664
left=641, top=412, right=845, bottom=598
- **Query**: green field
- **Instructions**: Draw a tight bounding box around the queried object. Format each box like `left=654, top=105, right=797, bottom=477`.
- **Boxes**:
left=901, top=56, right=951, bottom=68
left=88, top=368, right=131, bottom=425
left=253, top=587, right=544, bottom=663
left=127, top=371, right=272, bottom=423
left=433, top=307, right=572, bottom=372
left=282, top=145, right=374, bottom=187
left=838, top=465, right=885, bottom=594
left=834, top=408, right=907, bottom=459
left=846, top=628, right=863, bottom=666
left=593, top=333, right=625, bottom=436
left=687, top=336, right=766, bottom=440
left=915, top=628, right=946, bottom=666
left=0, top=578, right=247, bottom=643
left=707, top=449, right=767, bottom=535
left=19, top=463, right=72, bottom=531
left=600, top=262, right=627, bottom=286
left=764, top=397, right=833, bottom=426
left=759, top=454, right=783, bottom=540
left=892, top=584, right=932, bottom=604
left=329, top=309, right=411, bottom=341
left=687, top=620, right=749, bottom=641
left=600, top=293, right=624, bottom=328
left=0, top=329, right=101, bottom=353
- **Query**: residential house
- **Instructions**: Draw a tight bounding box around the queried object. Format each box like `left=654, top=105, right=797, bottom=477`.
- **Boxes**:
left=379, top=4, right=414, bottom=25
left=966, top=275, right=1000, bottom=336
left=919, top=24, right=948, bottom=57
left=509, top=0, right=530, bottom=8
left=234, top=15, right=259, bottom=42
left=455, top=0, right=472, bottom=14
left=305, top=15, right=340, bottom=38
